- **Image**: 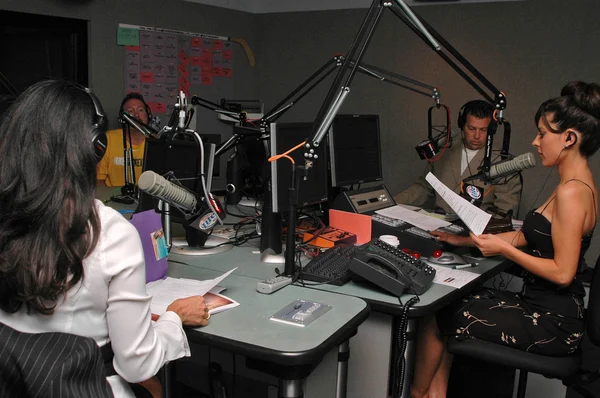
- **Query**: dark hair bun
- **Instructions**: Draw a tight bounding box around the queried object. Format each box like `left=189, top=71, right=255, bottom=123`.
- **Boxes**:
left=560, top=81, right=600, bottom=120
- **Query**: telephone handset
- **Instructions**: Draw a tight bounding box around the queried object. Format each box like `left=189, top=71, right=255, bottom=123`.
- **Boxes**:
left=349, top=239, right=436, bottom=296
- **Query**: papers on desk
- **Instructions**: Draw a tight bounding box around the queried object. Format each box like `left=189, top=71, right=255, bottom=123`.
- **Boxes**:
left=427, top=264, right=479, bottom=289
left=375, top=205, right=451, bottom=231
left=425, top=173, right=491, bottom=235
left=147, top=268, right=239, bottom=318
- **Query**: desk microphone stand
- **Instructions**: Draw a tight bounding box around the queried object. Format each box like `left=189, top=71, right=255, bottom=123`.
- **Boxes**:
left=283, top=163, right=308, bottom=277
left=121, top=123, right=137, bottom=198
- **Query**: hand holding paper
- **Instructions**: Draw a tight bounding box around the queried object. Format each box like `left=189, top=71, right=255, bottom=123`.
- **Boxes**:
left=148, top=268, right=239, bottom=320
left=425, top=173, right=491, bottom=235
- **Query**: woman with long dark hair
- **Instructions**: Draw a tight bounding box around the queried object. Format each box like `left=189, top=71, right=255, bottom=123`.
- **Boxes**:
left=0, top=80, right=210, bottom=397
left=411, top=81, right=600, bottom=398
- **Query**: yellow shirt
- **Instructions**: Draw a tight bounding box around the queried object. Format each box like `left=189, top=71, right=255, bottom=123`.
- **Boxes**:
left=96, top=128, right=145, bottom=187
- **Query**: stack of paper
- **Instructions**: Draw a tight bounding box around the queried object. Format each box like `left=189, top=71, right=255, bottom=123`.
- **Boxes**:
left=147, top=268, right=239, bottom=318
left=375, top=205, right=451, bottom=231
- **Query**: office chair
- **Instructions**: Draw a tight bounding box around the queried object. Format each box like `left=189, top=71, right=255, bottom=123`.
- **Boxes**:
left=447, top=254, right=600, bottom=398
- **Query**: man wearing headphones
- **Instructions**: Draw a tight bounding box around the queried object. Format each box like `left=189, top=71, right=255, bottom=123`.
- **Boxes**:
left=394, top=100, right=522, bottom=216
left=96, top=93, right=152, bottom=187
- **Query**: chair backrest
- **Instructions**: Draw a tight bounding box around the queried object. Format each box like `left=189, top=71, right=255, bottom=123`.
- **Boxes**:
left=0, top=322, right=114, bottom=398
left=585, top=255, right=600, bottom=347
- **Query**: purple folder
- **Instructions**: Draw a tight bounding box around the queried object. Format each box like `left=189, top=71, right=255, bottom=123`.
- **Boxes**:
left=129, top=210, right=168, bottom=283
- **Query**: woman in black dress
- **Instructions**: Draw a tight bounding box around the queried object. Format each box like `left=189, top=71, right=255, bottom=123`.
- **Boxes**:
left=411, top=81, right=600, bottom=398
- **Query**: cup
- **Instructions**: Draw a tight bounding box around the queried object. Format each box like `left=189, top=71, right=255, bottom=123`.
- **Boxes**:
left=379, top=235, right=399, bottom=248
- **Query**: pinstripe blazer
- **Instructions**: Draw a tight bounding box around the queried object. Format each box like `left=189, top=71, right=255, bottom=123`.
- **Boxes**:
left=0, top=322, right=114, bottom=398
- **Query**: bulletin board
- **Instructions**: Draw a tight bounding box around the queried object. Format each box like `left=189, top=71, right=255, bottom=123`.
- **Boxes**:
left=118, top=23, right=234, bottom=126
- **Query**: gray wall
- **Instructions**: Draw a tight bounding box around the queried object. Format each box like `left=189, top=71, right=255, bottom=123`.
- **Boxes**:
left=1, top=0, right=599, bottom=263
left=0, top=0, right=259, bottom=129
left=255, top=0, right=600, bottom=264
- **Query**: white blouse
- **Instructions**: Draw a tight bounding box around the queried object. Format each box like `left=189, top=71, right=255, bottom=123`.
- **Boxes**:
left=0, top=200, right=190, bottom=397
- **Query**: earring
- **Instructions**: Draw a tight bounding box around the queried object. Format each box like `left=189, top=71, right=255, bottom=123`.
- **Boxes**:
left=563, top=145, right=568, bottom=149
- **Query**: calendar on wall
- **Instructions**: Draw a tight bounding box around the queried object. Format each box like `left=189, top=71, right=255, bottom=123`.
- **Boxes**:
left=118, top=23, right=234, bottom=126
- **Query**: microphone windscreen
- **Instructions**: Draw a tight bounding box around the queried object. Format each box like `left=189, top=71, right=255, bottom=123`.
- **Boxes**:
left=488, top=152, right=536, bottom=180
left=138, top=171, right=197, bottom=212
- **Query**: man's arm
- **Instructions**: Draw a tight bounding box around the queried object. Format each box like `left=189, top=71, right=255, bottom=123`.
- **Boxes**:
left=486, top=173, right=523, bottom=216
left=393, top=163, right=435, bottom=208
left=96, top=159, right=109, bottom=186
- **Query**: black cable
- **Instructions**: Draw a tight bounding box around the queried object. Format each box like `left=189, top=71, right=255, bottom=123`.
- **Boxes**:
left=394, top=295, right=420, bottom=398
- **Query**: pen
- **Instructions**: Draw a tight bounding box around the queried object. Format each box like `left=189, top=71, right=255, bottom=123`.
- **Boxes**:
left=453, top=263, right=478, bottom=270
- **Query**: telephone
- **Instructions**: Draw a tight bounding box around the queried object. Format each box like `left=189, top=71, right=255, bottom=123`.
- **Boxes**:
left=348, top=239, right=436, bottom=296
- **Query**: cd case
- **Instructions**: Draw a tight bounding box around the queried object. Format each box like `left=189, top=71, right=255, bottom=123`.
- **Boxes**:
left=269, top=299, right=332, bottom=327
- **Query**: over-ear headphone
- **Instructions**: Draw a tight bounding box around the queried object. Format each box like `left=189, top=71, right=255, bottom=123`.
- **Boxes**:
left=457, top=100, right=495, bottom=130
left=76, top=85, right=108, bottom=161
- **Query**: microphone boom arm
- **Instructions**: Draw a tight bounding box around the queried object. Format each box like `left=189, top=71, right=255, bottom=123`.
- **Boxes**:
left=259, top=53, right=442, bottom=130
left=305, top=0, right=511, bottom=173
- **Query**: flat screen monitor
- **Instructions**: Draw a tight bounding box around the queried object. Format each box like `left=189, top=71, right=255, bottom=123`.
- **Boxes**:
left=328, top=114, right=383, bottom=187
left=270, top=122, right=329, bottom=213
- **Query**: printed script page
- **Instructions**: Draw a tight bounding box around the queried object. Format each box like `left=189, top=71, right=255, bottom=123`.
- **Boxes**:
left=425, top=172, right=491, bottom=235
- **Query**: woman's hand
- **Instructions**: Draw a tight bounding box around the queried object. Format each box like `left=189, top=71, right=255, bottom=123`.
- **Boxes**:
left=166, top=296, right=210, bottom=327
left=430, top=230, right=472, bottom=247
left=469, top=232, right=510, bottom=257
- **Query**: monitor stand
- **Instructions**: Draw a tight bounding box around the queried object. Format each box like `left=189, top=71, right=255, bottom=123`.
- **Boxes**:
left=260, top=249, right=285, bottom=264
left=170, top=236, right=234, bottom=256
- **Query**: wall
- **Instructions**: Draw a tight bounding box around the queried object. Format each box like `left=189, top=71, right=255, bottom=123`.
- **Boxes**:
left=0, top=0, right=258, bottom=130
left=255, top=0, right=600, bottom=264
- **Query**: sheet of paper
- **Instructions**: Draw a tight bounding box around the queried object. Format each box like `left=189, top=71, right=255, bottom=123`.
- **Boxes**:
left=147, top=268, right=237, bottom=316
left=428, top=264, right=479, bottom=289
left=425, top=172, right=491, bottom=235
left=418, top=209, right=447, bottom=220
left=375, top=205, right=451, bottom=231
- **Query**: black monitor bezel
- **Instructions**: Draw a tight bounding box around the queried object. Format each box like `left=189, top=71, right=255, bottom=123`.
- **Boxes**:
left=328, top=114, right=383, bottom=187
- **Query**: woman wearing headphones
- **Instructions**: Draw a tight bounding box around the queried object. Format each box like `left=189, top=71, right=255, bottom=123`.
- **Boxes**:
left=411, top=81, right=600, bottom=398
left=97, top=92, right=153, bottom=187
left=0, top=80, right=209, bottom=397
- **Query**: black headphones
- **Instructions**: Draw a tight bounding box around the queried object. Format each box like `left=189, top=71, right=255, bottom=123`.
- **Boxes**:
left=78, top=86, right=108, bottom=161
left=457, top=100, right=494, bottom=130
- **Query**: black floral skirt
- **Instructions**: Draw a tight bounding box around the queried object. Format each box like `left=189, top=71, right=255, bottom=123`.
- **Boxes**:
left=436, top=288, right=584, bottom=356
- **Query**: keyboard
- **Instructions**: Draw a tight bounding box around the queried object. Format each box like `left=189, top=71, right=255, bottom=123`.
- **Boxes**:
left=301, top=244, right=359, bottom=285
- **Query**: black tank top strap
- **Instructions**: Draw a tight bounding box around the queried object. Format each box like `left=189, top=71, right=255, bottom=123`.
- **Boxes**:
left=540, top=195, right=556, bottom=215
left=564, top=179, right=597, bottom=224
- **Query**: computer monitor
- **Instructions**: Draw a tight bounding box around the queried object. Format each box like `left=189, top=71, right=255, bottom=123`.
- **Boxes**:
left=270, top=122, right=329, bottom=213
left=138, top=132, right=231, bottom=255
left=328, top=114, right=383, bottom=187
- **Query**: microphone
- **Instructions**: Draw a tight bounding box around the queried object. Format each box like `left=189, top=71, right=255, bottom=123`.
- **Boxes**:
left=463, top=152, right=537, bottom=183
left=487, top=152, right=536, bottom=180
left=138, top=170, right=197, bottom=213
left=415, top=127, right=460, bottom=160
left=120, top=112, right=162, bottom=139
left=138, top=170, right=225, bottom=231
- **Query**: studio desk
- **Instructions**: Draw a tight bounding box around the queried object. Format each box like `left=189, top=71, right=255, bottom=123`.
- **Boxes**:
left=168, top=243, right=512, bottom=398
left=95, top=186, right=510, bottom=397
left=94, top=188, right=372, bottom=397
